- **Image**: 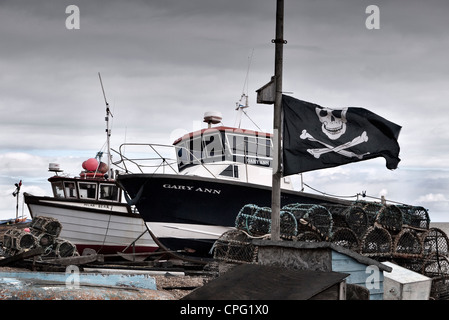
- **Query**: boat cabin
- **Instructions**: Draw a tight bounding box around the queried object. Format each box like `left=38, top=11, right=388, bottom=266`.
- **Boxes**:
left=49, top=176, right=122, bottom=203
left=173, top=126, right=273, bottom=172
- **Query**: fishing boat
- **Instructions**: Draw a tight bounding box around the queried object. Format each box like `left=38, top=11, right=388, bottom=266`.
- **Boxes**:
left=23, top=74, right=158, bottom=255
left=115, top=105, right=350, bottom=258
left=23, top=161, right=158, bottom=255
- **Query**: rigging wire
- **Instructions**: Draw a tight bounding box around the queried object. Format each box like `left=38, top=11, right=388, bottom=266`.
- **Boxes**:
left=242, top=109, right=263, bottom=132
left=302, top=181, right=411, bottom=206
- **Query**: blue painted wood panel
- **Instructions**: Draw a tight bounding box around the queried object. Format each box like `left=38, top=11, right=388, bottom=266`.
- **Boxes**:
left=331, top=251, right=384, bottom=300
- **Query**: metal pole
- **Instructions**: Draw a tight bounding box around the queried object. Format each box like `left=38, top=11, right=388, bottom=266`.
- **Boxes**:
left=271, top=0, right=284, bottom=241
left=98, top=72, right=113, bottom=179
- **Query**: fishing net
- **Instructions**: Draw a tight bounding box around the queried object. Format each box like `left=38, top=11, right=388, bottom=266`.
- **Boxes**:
left=393, top=228, right=423, bottom=258
left=213, top=229, right=258, bottom=264
left=360, top=226, right=392, bottom=257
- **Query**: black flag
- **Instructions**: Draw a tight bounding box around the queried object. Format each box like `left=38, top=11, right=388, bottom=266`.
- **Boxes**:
left=282, top=95, right=401, bottom=176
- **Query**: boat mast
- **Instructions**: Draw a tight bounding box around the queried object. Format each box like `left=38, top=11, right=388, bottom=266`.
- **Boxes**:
left=98, top=72, right=113, bottom=179
left=271, top=0, right=285, bottom=241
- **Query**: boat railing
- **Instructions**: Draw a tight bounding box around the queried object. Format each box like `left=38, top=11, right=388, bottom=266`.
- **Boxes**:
left=112, top=143, right=216, bottom=178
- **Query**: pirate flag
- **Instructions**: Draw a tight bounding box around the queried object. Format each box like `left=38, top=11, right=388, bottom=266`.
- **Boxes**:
left=282, top=95, right=401, bottom=176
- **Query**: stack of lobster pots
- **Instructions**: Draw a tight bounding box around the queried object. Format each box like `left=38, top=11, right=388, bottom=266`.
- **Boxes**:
left=218, top=200, right=449, bottom=299
left=2, top=216, right=78, bottom=259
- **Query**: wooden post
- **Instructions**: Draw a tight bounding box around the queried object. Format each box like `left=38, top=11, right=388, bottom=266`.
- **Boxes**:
left=271, top=0, right=285, bottom=241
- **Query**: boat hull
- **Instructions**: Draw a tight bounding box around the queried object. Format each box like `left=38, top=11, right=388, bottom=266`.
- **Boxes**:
left=24, top=194, right=158, bottom=254
left=116, top=173, right=349, bottom=257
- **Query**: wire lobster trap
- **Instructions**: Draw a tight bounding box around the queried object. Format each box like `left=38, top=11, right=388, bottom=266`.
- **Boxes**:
left=398, top=205, right=430, bottom=230
left=421, top=228, right=449, bottom=257
left=325, top=204, right=369, bottom=238
left=353, top=201, right=383, bottom=225
left=3, top=228, right=37, bottom=254
left=213, top=229, right=258, bottom=264
left=234, top=204, right=298, bottom=238
left=30, top=216, right=62, bottom=237
left=375, top=205, right=404, bottom=233
left=282, top=203, right=333, bottom=240
left=330, top=227, right=360, bottom=252
left=360, top=226, right=392, bottom=257
left=422, top=252, right=449, bottom=278
left=393, top=228, right=423, bottom=258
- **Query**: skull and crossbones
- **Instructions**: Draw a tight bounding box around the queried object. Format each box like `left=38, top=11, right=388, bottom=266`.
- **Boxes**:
left=299, top=107, right=370, bottom=159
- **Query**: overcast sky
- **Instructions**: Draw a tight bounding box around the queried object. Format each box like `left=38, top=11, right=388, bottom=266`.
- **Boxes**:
left=1, top=0, right=449, bottom=222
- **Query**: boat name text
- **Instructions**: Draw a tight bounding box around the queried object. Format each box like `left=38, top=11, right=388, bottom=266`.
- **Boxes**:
left=83, top=203, right=111, bottom=209
left=163, top=184, right=221, bottom=195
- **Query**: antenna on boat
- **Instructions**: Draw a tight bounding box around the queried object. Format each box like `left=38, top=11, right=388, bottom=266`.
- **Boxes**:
left=234, top=49, right=254, bottom=128
left=234, top=94, right=249, bottom=128
left=98, top=72, right=114, bottom=179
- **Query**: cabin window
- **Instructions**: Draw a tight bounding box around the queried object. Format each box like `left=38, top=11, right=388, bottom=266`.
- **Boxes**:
left=51, top=182, right=65, bottom=198
left=78, top=182, right=97, bottom=200
left=64, top=182, right=78, bottom=198
left=219, top=165, right=239, bottom=178
left=99, top=184, right=120, bottom=202
left=225, top=133, right=272, bottom=167
left=176, top=130, right=224, bottom=170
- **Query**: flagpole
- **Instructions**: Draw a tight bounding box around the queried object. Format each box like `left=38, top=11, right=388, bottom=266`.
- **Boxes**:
left=271, top=0, right=285, bottom=241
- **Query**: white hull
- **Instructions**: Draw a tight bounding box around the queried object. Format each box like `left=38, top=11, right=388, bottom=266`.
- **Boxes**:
left=147, top=222, right=233, bottom=240
left=26, top=199, right=157, bottom=253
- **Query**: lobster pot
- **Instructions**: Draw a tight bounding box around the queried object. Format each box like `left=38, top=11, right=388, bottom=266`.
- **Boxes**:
left=282, top=204, right=333, bottom=240
left=393, top=257, right=426, bottom=274
left=422, top=253, right=449, bottom=278
left=344, top=206, right=370, bottom=237
left=375, top=205, right=403, bottom=233
left=423, top=254, right=449, bottom=301
left=213, top=229, right=258, bottom=264
left=279, top=210, right=298, bottom=239
left=30, top=229, right=55, bottom=248
left=30, top=216, right=62, bottom=237
left=393, top=228, right=423, bottom=258
left=235, top=204, right=259, bottom=232
left=421, top=228, right=449, bottom=257
left=234, top=204, right=297, bottom=238
left=330, top=227, right=359, bottom=252
left=430, top=278, right=449, bottom=300
left=296, top=230, right=322, bottom=242
left=54, top=239, right=77, bottom=258
left=323, top=204, right=349, bottom=229
left=360, top=226, right=392, bottom=257
left=398, top=205, right=430, bottom=230
left=250, top=207, right=272, bottom=236
left=354, top=201, right=383, bottom=225
left=3, top=228, right=37, bottom=251
left=235, top=204, right=271, bottom=236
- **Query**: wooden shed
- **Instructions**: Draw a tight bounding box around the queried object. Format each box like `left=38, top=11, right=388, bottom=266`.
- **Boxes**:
left=183, top=264, right=348, bottom=300
left=252, top=240, right=392, bottom=300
